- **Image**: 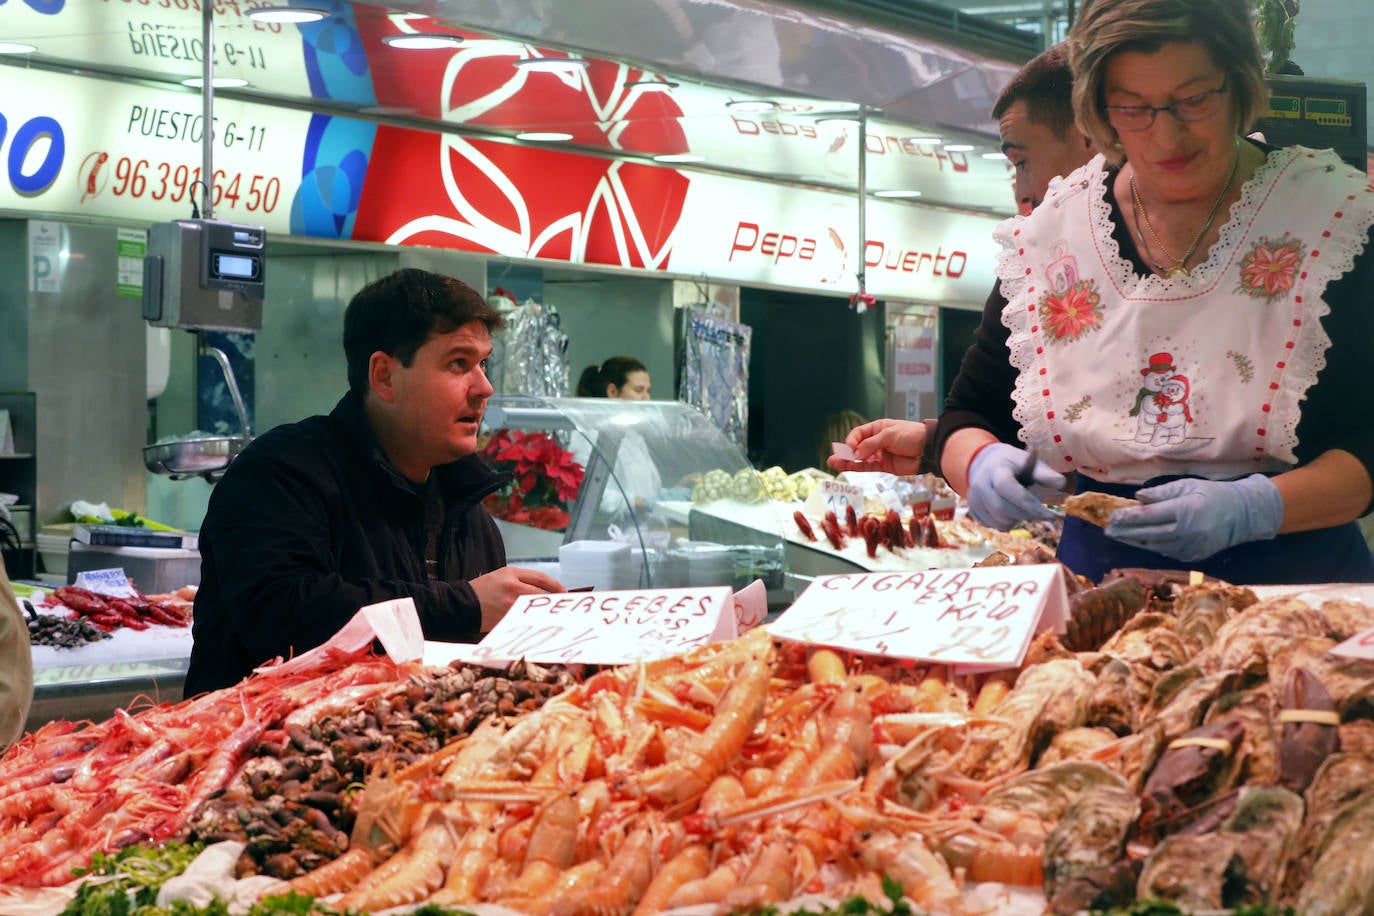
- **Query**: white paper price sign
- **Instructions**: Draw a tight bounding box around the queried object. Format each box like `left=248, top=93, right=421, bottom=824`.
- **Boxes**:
left=804, top=479, right=864, bottom=519
left=454, top=586, right=735, bottom=666
left=258, top=597, right=424, bottom=677
left=768, top=565, right=1069, bottom=670
left=362, top=597, right=424, bottom=663
left=1332, top=624, right=1374, bottom=660
left=73, top=568, right=139, bottom=599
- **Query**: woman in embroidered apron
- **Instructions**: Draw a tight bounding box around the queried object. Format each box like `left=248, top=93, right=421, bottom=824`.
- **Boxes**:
left=933, top=0, right=1374, bottom=584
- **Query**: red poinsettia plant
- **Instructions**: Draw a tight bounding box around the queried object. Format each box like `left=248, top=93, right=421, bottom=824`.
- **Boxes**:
left=481, top=429, right=585, bottom=531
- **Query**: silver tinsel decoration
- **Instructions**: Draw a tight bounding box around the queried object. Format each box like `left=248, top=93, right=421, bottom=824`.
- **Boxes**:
left=490, top=300, right=569, bottom=397
left=680, top=308, right=751, bottom=449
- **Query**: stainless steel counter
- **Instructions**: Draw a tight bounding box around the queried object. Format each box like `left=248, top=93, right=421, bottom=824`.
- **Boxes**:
left=27, top=655, right=188, bottom=731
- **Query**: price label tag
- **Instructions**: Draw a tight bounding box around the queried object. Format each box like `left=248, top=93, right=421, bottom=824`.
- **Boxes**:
left=1332, top=624, right=1374, bottom=660
left=73, top=568, right=138, bottom=599
left=258, top=597, right=425, bottom=677
left=362, top=597, right=424, bottom=663
left=437, top=586, right=735, bottom=667
left=768, top=564, right=1068, bottom=671
left=804, top=479, right=864, bottom=519
left=732, top=578, right=768, bottom=631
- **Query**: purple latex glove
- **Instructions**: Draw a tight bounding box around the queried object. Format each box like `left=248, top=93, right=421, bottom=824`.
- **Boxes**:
left=1104, top=474, right=1283, bottom=561
left=967, top=443, right=1067, bottom=530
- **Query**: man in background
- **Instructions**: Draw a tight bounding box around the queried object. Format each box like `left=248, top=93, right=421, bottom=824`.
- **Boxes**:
left=993, top=42, right=1096, bottom=215
left=830, top=43, right=1095, bottom=475
left=186, top=269, right=563, bottom=696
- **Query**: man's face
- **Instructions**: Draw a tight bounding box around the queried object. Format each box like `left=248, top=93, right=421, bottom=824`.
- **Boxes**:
left=999, top=99, right=1094, bottom=214
left=386, top=319, right=495, bottom=465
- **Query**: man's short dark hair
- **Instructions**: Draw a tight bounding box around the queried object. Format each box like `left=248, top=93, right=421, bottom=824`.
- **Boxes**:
left=343, top=268, right=506, bottom=396
left=992, top=43, right=1076, bottom=138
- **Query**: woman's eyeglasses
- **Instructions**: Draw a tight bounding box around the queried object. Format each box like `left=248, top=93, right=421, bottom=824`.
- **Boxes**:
left=1104, top=79, right=1229, bottom=131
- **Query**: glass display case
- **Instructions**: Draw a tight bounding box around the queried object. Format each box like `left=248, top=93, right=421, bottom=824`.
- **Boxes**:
left=480, top=396, right=792, bottom=600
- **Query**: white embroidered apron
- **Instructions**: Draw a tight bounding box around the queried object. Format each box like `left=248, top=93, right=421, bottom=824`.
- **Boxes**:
left=997, top=146, right=1374, bottom=485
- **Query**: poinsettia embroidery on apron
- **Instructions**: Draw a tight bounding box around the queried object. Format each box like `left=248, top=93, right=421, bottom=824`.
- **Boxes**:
left=1038, top=241, right=1105, bottom=344
left=1235, top=233, right=1306, bottom=303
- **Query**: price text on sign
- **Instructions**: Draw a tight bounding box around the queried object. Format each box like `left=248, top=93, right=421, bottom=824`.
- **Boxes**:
left=469, top=586, right=734, bottom=666
left=804, top=479, right=864, bottom=520
left=768, top=566, right=1068, bottom=668
left=1332, top=624, right=1374, bottom=660
left=80, top=158, right=282, bottom=212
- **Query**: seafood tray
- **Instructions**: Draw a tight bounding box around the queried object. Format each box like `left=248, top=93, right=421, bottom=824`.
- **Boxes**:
left=3, top=580, right=1374, bottom=915
left=687, top=499, right=994, bottom=576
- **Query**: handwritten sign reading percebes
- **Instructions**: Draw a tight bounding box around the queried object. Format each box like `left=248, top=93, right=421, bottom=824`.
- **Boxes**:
left=767, top=565, right=1069, bottom=670
left=461, top=586, right=735, bottom=666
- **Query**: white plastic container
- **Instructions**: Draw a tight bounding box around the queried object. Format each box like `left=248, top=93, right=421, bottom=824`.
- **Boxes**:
left=558, top=540, right=633, bottom=591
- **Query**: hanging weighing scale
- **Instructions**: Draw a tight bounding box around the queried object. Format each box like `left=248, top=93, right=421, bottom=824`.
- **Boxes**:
left=140, top=219, right=263, bottom=482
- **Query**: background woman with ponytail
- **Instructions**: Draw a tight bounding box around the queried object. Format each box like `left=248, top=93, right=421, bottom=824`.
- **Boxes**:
left=571, top=356, right=662, bottom=514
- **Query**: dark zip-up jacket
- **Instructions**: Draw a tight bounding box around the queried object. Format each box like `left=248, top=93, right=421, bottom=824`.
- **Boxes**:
left=184, top=392, right=509, bottom=696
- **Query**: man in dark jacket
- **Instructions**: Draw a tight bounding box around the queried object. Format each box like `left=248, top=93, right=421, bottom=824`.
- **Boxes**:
left=185, top=269, right=564, bottom=696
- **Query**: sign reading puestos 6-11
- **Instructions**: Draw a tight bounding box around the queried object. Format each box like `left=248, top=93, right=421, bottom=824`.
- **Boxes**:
left=0, top=67, right=305, bottom=231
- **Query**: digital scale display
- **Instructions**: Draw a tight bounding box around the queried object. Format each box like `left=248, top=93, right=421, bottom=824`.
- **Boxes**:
left=213, top=253, right=259, bottom=280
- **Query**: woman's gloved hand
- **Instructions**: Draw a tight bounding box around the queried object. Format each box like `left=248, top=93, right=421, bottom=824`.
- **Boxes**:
left=1104, top=474, right=1283, bottom=561
left=966, top=443, right=1068, bottom=530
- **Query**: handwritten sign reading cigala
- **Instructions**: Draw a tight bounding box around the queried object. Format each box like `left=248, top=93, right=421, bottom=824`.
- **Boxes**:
left=768, top=565, right=1069, bottom=669
left=462, top=586, right=735, bottom=666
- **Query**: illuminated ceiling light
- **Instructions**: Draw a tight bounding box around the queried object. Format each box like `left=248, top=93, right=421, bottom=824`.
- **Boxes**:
left=0, top=42, right=36, bottom=54
left=873, top=189, right=923, bottom=199
left=653, top=153, right=706, bottom=163
left=516, top=131, right=573, bottom=142
left=981, top=152, right=1009, bottom=160
left=246, top=6, right=329, bottom=23
left=725, top=99, right=778, bottom=113
left=944, top=144, right=976, bottom=152
left=181, top=76, right=250, bottom=88
left=515, top=57, right=590, bottom=73
left=382, top=33, right=464, bottom=49
left=624, top=78, right=680, bottom=90
left=906, top=136, right=943, bottom=145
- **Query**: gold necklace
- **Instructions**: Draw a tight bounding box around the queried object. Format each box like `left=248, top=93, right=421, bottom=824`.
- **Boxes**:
left=1130, top=140, right=1241, bottom=279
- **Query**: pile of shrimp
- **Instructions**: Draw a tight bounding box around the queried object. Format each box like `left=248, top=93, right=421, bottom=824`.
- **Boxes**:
left=0, top=645, right=416, bottom=887
left=284, top=627, right=1027, bottom=916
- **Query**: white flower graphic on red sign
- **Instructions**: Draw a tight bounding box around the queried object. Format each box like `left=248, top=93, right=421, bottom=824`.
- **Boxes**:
left=352, top=37, right=691, bottom=269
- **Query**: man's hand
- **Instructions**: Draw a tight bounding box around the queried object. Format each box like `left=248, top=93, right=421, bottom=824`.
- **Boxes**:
left=1104, top=474, right=1284, bottom=561
left=470, top=566, right=566, bottom=631
left=827, top=418, right=929, bottom=475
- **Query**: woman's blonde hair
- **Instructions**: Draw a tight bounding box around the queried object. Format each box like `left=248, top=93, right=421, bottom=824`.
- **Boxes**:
left=1069, top=0, right=1269, bottom=167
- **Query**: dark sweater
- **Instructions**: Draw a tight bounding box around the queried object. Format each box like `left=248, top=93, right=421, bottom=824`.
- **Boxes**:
left=184, top=392, right=509, bottom=696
